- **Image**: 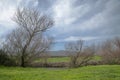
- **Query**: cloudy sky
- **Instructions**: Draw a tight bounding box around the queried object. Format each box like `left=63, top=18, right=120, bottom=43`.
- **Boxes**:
left=0, top=0, right=120, bottom=50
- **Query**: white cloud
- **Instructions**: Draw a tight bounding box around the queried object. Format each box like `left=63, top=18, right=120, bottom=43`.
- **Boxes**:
left=55, top=0, right=120, bottom=36
left=56, top=36, right=99, bottom=42
left=0, top=7, right=16, bottom=22
left=65, top=36, right=99, bottom=41
left=53, top=0, right=72, bottom=25
left=64, top=36, right=80, bottom=41
left=0, top=0, right=41, bottom=38
left=33, top=0, right=38, bottom=7
left=77, top=12, right=106, bottom=30
left=53, top=0, right=90, bottom=26
left=0, top=0, right=19, bottom=30
left=0, top=0, right=39, bottom=28
left=73, top=0, right=120, bottom=31
left=0, top=0, right=38, bottom=23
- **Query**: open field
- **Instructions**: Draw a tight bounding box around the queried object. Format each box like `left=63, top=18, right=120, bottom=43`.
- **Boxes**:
left=35, top=57, right=70, bottom=63
left=0, top=65, right=120, bottom=80
left=35, top=56, right=101, bottom=63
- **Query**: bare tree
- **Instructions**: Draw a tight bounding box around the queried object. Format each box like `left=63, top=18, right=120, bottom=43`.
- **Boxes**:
left=101, top=37, right=120, bottom=64
left=114, top=37, right=120, bottom=64
left=81, top=45, right=95, bottom=65
left=3, top=7, right=54, bottom=67
left=65, top=40, right=94, bottom=67
left=65, top=40, right=83, bottom=67
left=39, top=52, right=50, bottom=66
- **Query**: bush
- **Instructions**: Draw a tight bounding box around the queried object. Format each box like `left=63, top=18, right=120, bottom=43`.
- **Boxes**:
left=0, top=49, right=16, bottom=66
left=29, top=62, right=69, bottom=68
left=101, top=38, right=120, bottom=64
left=65, top=40, right=95, bottom=68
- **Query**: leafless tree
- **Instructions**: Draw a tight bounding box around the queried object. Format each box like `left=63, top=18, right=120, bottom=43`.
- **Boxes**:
left=114, top=37, right=120, bottom=64
left=39, top=52, right=50, bottom=66
left=65, top=40, right=94, bottom=67
left=3, top=7, right=54, bottom=67
left=101, top=37, right=120, bottom=64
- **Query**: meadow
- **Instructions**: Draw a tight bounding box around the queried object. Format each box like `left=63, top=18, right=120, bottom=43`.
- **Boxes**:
left=35, top=57, right=70, bottom=63
left=35, top=56, right=101, bottom=63
left=0, top=65, right=120, bottom=80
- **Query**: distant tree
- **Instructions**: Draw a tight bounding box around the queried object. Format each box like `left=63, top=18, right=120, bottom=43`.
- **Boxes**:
left=101, top=37, right=120, bottom=64
left=3, top=7, right=54, bottom=67
left=65, top=40, right=94, bottom=67
left=39, top=52, right=50, bottom=66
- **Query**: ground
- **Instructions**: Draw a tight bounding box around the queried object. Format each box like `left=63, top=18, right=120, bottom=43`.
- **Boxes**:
left=0, top=65, right=120, bottom=80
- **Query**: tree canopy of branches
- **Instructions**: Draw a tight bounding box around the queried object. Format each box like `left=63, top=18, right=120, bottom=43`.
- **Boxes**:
left=101, top=37, right=120, bottom=64
left=3, top=7, right=54, bottom=67
left=65, top=40, right=94, bottom=67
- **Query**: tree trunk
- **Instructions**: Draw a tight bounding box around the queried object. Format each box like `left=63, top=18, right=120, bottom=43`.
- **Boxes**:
left=21, top=54, right=25, bottom=67
left=21, top=47, right=26, bottom=67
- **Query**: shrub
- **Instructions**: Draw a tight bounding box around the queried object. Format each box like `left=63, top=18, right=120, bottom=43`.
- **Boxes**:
left=101, top=38, right=120, bottom=64
left=65, top=40, right=95, bottom=68
left=0, top=49, right=16, bottom=66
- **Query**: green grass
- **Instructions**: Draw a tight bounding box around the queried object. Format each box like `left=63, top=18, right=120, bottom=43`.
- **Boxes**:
left=35, top=57, right=70, bottom=63
left=92, top=55, right=102, bottom=61
left=35, top=56, right=101, bottom=63
left=47, top=57, right=70, bottom=62
left=0, top=65, right=120, bottom=80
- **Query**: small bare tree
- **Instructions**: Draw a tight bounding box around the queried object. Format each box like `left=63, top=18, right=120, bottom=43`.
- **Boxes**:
left=114, top=37, right=120, bottom=64
left=101, top=37, right=120, bottom=64
left=65, top=40, right=94, bottom=67
left=39, top=52, right=50, bottom=66
left=3, top=7, right=54, bottom=67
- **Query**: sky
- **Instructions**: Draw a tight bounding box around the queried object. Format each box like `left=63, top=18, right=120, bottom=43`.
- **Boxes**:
left=0, top=0, right=120, bottom=50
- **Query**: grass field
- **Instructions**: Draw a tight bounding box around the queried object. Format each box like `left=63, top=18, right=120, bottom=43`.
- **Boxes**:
left=0, top=65, right=120, bottom=80
left=35, top=57, right=70, bottom=63
left=35, top=56, right=101, bottom=63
